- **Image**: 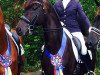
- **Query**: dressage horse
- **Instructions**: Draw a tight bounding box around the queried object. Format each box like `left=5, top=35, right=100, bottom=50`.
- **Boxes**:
left=16, top=0, right=77, bottom=75
left=0, top=8, right=22, bottom=75
left=16, top=0, right=98, bottom=75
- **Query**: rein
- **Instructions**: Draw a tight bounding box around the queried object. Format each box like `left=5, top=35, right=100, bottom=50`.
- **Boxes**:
left=43, top=27, right=63, bottom=32
left=21, top=15, right=63, bottom=33
left=20, top=1, right=43, bottom=34
left=90, top=27, right=100, bottom=36
left=20, top=15, right=38, bottom=33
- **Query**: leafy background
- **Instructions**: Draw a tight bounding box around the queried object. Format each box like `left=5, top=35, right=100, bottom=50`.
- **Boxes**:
left=0, top=0, right=100, bottom=74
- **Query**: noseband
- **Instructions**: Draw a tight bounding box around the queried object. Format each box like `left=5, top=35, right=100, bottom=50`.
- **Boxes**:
left=21, top=15, right=38, bottom=34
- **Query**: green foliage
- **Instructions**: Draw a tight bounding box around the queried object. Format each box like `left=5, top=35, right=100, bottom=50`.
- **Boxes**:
left=22, top=26, right=44, bottom=72
left=96, top=46, right=100, bottom=70
left=0, top=0, right=100, bottom=73
left=0, top=0, right=24, bottom=27
left=80, top=0, right=97, bottom=24
left=49, top=0, right=56, bottom=4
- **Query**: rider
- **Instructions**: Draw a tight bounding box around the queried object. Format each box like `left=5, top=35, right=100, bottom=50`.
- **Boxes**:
left=54, top=0, right=94, bottom=74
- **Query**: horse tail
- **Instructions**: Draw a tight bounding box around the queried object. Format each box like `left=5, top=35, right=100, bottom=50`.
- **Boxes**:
left=8, top=67, right=12, bottom=75
left=5, top=67, right=12, bottom=75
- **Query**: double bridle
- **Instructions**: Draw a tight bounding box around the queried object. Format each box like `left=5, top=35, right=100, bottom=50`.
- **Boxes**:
left=20, top=1, right=63, bottom=34
left=20, top=1, right=43, bottom=34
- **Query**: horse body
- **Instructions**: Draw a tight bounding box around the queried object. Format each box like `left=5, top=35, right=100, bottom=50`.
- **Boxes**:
left=16, top=0, right=100, bottom=75
left=0, top=8, right=20, bottom=75
left=16, top=0, right=77, bottom=75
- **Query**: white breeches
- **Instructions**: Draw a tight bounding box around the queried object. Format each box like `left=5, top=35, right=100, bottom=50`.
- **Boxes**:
left=71, top=32, right=87, bottom=55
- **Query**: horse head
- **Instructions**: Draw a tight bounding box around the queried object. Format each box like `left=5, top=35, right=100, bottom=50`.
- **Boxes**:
left=87, top=0, right=100, bottom=50
left=16, top=0, right=63, bottom=53
left=92, top=0, right=100, bottom=47
left=16, top=0, right=62, bottom=36
left=16, top=0, right=47, bottom=36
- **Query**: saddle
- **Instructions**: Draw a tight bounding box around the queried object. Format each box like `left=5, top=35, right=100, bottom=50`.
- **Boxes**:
left=72, top=36, right=81, bottom=54
left=11, top=32, right=21, bottom=55
left=63, top=28, right=92, bottom=62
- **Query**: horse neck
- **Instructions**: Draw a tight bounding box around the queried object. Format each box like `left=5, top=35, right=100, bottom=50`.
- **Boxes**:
left=43, top=13, right=63, bottom=54
left=87, top=15, right=100, bottom=47
left=0, top=27, right=8, bottom=55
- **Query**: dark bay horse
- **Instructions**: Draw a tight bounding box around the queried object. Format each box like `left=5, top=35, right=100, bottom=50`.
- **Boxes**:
left=16, top=0, right=77, bottom=75
left=16, top=0, right=98, bottom=75
left=0, top=7, right=22, bottom=75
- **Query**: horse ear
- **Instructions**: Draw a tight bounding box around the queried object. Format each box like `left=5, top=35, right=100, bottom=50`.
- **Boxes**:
left=23, top=0, right=33, bottom=9
left=43, top=0, right=49, bottom=7
left=43, top=0, right=49, bottom=13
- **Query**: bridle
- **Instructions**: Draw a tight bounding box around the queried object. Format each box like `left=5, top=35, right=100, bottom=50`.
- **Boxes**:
left=88, top=27, right=100, bottom=50
left=20, top=0, right=63, bottom=34
left=20, top=1, right=43, bottom=34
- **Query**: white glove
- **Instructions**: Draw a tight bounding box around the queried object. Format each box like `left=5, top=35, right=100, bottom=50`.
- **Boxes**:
left=89, top=26, right=92, bottom=33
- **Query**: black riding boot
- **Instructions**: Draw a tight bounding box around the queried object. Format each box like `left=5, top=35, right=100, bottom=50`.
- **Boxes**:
left=81, top=52, right=94, bottom=75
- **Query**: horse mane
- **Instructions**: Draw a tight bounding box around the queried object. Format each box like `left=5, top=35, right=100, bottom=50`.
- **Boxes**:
left=23, top=0, right=40, bottom=10
left=23, top=0, right=33, bottom=10
left=43, top=0, right=61, bottom=26
left=96, top=6, right=100, bottom=16
left=94, top=14, right=100, bottom=28
left=0, top=7, right=4, bottom=26
left=94, top=6, right=100, bottom=28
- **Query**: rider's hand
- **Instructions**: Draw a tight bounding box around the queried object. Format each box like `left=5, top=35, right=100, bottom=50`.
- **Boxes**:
left=89, top=26, right=92, bottom=33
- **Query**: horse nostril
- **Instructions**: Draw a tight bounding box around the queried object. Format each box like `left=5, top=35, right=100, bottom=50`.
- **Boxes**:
left=16, top=27, right=23, bottom=36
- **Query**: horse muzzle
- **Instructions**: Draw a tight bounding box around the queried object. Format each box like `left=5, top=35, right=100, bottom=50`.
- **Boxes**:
left=16, top=27, right=23, bottom=36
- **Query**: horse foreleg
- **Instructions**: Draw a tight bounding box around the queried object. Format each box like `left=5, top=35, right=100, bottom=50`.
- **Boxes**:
left=40, top=70, right=45, bottom=75
left=17, top=55, right=25, bottom=75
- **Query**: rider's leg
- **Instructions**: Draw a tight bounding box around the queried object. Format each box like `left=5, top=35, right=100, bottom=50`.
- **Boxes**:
left=72, top=32, right=94, bottom=75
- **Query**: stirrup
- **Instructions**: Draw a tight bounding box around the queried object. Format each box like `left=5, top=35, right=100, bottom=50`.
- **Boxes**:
left=87, top=71, right=94, bottom=75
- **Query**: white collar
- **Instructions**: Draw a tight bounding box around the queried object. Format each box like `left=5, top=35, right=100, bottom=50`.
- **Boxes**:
left=62, top=0, right=71, bottom=9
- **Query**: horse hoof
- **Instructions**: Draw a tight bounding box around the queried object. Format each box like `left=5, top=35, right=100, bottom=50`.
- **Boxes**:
left=87, top=71, right=94, bottom=75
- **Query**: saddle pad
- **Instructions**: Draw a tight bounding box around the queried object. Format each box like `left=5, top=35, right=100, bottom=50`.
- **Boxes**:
left=63, top=28, right=93, bottom=63
left=63, top=28, right=79, bottom=62
left=5, top=27, right=24, bottom=55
